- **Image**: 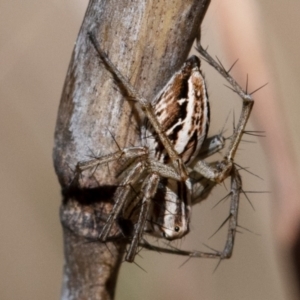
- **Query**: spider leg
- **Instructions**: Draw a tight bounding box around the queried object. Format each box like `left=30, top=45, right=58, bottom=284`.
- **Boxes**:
left=98, top=159, right=191, bottom=261
left=99, top=161, right=145, bottom=241
left=193, top=44, right=254, bottom=183
left=88, top=31, right=188, bottom=181
left=219, top=165, right=241, bottom=258
left=97, top=157, right=190, bottom=244
left=189, top=133, right=226, bottom=205
left=76, top=147, right=147, bottom=173
left=140, top=165, right=241, bottom=260
left=126, top=173, right=160, bottom=262
left=190, top=166, right=218, bottom=205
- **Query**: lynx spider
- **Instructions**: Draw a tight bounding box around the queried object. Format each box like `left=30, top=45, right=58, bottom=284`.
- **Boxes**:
left=76, top=31, right=253, bottom=262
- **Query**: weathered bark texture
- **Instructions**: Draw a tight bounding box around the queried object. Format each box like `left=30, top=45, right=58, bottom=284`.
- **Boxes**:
left=53, top=0, right=210, bottom=299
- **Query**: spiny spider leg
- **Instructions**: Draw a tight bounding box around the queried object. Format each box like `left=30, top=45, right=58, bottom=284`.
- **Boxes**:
left=88, top=31, right=188, bottom=181
left=140, top=165, right=241, bottom=260
left=188, top=134, right=225, bottom=205
left=99, top=159, right=186, bottom=245
left=77, top=147, right=147, bottom=173
left=126, top=173, right=159, bottom=262
left=193, top=44, right=254, bottom=183
left=99, top=160, right=145, bottom=241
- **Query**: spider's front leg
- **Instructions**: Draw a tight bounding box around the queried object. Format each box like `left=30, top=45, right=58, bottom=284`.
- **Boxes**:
left=88, top=32, right=189, bottom=182
left=193, top=44, right=254, bottom=183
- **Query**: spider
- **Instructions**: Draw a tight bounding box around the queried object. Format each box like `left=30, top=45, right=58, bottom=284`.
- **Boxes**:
left=76, top=31, right=254, bottom=262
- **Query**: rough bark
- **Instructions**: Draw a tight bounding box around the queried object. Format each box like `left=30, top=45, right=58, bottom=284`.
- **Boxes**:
left=53, top=0, right=210, bottom=299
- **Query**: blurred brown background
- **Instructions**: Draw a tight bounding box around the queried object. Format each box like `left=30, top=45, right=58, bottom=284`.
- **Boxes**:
left=1, top=1, right=299, bottom=299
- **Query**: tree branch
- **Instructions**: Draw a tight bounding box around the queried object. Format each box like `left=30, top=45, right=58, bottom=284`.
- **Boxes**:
left=53, top=0, right=210, bottom=299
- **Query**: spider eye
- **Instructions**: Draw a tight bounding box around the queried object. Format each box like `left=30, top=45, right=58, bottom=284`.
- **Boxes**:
left=174, top=226, right=180, bottom=232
